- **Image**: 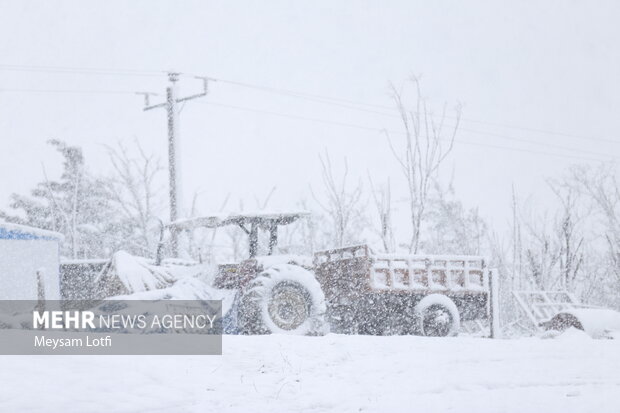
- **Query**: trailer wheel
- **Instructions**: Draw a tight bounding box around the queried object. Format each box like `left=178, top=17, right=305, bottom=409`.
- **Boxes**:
left=237, top=264, right=328, bottom=335
left=415, top=294, right=460, bottom=337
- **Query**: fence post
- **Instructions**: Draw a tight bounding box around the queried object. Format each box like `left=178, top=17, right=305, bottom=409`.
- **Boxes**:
left=35, top=268, right=46, bottom=329
left=489, top=269, right=501, bottom=339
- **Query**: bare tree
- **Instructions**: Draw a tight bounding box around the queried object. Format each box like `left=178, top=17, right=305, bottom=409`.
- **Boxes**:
left=523, top=221, right=560, bottom=290
left=254, top=186, right=277, bottom=210
left=278, top=198, right=318, bottom=255
left=548, top=180, right=584, bottom=291
left=506, top=183, right=584, bottom=292
left=105, top=140, right=164, bottom=257
left=424, top=181, right=487, bottom=255
left=226, top=202, right=246, bottom=262
left=185, top=191, right=230, bottom=263
left=510, top=186, right=523, bottom=290
left=311, top=151, right=366, bottom=248
left=569, top=165, right=620, bottom=275
left=386, top=76, right=462, bottom=253
left=368, top=175, right=395, bottom=253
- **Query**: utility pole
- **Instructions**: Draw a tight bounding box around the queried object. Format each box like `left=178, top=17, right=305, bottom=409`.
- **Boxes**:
left=140, top=72, right=208, bottom=257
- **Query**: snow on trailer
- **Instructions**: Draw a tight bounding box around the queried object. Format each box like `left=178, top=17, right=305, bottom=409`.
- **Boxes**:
left=0, top=221, right=63, bottom=300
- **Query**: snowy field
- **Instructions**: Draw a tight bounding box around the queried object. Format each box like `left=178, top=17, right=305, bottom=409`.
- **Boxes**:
left=1, top=331, right=619, bottom=413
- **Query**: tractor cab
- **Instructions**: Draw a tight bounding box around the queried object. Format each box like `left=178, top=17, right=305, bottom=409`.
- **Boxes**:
left=167, top=211, right=310, bottom=289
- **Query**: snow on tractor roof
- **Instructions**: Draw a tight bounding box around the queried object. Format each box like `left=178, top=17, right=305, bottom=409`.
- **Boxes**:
left=169, top=211, right=310, bottom=231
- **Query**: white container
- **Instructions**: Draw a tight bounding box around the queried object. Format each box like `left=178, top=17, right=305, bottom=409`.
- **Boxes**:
left=0, top=222, right=63, bottom=300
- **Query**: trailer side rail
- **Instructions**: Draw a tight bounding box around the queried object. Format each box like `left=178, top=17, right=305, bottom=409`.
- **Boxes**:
left=370, top=254, right=487, bottom=293
left=314, top=245, right=489, bottom=294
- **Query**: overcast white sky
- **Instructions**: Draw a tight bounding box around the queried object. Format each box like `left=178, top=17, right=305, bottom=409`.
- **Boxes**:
left=1, top=0, right=619, bottom=235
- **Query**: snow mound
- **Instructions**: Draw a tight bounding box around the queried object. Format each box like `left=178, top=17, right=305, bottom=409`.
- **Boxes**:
left=108, top=277, right=213, bottom=301
left=96, top=252, right=238, bottom=312
left=113, top=251, right=174, bottom=292
left=555, top=327, right=592, bottom=341
left=566, top=309, right=620, bottom=338
left=97, top=251, right=175, bottom=296
left=108, top=276, right=237, bottom=316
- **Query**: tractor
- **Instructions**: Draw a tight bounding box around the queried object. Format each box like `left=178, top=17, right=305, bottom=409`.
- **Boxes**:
left=154, top=211, right=499, bottom=337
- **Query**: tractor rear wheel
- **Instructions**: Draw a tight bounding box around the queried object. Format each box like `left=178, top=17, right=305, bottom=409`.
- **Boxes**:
left=237, top=264, right=328, bottom=335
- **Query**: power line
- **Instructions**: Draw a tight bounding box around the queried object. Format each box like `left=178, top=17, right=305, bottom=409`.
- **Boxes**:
left=211, top=84, right=616, bottom=157
left=0, top=88, right=149, bottom=95
left=196, top=78, right=620, bottom=156
left=456, top=116, right=620, bottom=145
left=3, top=85, right=612, bottom=158
left=3, top=63, right=618, bottom=145
left=457, top=126, right=613, bottom=159
left=195, top=100, right=615, bottom=163
left=206, top=75, right=620, bottom=145
left=1, top=84, right=615, bottom=161
left=0, top=64, right=163, bottom=77
left=206, top=76, right=396, bottom=112
left=198, top=100, right=387, bottom=133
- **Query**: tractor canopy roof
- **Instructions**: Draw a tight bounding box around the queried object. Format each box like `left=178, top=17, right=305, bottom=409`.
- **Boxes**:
left=169, top=211, right=310, bottom=231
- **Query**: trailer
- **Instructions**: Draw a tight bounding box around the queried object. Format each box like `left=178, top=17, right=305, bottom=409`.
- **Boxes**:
left=314, top=245, right=493, bottom=336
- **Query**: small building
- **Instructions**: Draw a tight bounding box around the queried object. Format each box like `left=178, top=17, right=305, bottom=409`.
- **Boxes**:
left=0, top=221, right=63, bottom=300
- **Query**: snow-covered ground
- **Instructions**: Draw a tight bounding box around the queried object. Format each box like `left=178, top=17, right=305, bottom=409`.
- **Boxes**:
left=1, top=331, right=619, bottom=413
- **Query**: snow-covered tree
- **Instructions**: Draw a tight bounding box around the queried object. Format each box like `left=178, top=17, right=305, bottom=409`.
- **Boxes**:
left=1, top=140, right=113, bottom=258
left=565, top=164, right=620, bottom=308
left=2, top=139, right=166, bottom=260
left=422, top=182, right=487, bottom=255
